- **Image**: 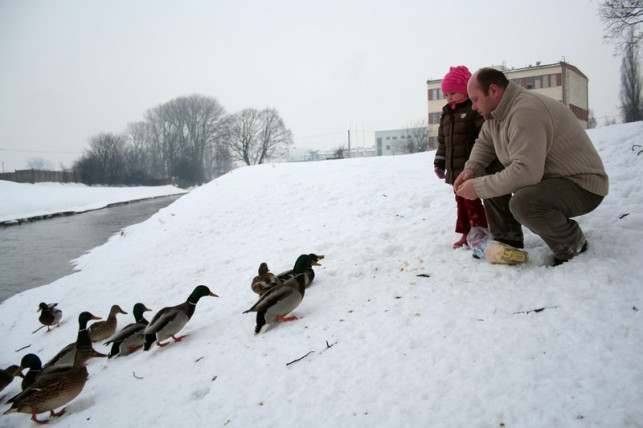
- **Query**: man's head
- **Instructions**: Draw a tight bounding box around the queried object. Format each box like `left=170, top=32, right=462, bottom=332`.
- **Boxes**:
left=467, top=68, right=509, bottom=116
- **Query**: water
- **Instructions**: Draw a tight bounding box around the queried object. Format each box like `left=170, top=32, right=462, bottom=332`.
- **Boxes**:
left=0, top=195, right=182, bottom=302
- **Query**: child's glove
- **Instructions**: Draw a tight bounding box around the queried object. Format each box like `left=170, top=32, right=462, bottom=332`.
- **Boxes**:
left=434, top=166, right=445, bottom=179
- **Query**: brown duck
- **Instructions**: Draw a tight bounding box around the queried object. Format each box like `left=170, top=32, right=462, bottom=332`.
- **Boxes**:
left=3, top=344, right=106, bottom=424
left=88, top=304, right=127, bottom=342
left=0, top=364, right=20, bottom=393
left=105, top=303, right=152, bottom=357
left=251, top=262, right=282, bottom=296
left=43, top=311, right=104, bottom=369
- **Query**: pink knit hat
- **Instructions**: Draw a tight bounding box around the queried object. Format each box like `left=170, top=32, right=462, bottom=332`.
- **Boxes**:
left=441, top=65, right=471, bottom=95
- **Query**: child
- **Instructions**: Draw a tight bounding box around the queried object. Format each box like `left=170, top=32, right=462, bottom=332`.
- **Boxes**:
left=433, top=65, right=488, bottom=248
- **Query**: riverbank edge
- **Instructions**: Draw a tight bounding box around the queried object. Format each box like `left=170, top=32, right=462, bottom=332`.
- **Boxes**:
left=0, top=193, right=185, bottom=227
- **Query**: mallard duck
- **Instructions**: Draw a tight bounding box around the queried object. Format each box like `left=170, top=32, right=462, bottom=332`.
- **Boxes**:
left=143, top=285, right=218, bottom=350
left=276, top=253, right=324, bottom=288
left=38, top=302, right=62, bottom=332
left=14, top=354, right=43, bottom=391
left=3, top=345, right=106, bottom=424
left=43, top=311, right=103, bottom=370
left=105, top=303, right=152, bottom=358
left=243, top=273, right=307, bottom=334
left=88, top=304, right=127, bottom=342
left=251, top=262, right=282, bottom=296
left=0, top=364, right=20, bottom=393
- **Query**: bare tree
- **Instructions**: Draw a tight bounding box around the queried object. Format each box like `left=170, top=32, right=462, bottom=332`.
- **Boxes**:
left=396, top=121, right=429, bottom=154
left=620, top=28, right=643, bottom=122
left=587, top=109, right=598, bottom=129
left=144, top=94, right=226, bottom=183
left=222, top=108, right=293, bottom=165
left=27, top=157, right=54, bottom=170
left=257, top=108, right=293, bottom=163
left=599, top=0, right=643, bottom=53
left=75, top=132, right=129, bottom=185
left=333, top=145, right=345, bottom=159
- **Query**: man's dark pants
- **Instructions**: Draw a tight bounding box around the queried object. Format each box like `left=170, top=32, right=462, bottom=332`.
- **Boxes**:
left=483, top=178, right=604, bottom=261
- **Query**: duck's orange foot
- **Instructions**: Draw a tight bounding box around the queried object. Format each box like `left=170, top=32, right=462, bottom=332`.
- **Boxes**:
left=277, top=315, right=298, bottom=322
left=127, top=345, right=143, bottom=352
left=31, top=407, right=49, bottom=425
left=157, top=341, right=170, bottom=347
left=50, top=407, right=66, bottom=418
left=172, top=334, right=187, bottom=342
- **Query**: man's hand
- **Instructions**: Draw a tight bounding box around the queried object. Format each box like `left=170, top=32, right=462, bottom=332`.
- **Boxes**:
left=453, top=169, right=478, bottom=200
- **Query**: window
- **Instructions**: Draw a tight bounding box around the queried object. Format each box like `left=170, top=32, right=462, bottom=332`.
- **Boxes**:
left=542, top=74, right=549, bottom=88
left=526, top=77, right=534, bottom=89
left=513, top=78, right=522, bottom=86
left=551, top=74, right=559, bottom=86
left=534, top=76, right=541, bottom=89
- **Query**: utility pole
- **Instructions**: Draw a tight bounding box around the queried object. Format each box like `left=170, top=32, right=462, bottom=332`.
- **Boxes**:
left=347, top=129, right=351, bottom=158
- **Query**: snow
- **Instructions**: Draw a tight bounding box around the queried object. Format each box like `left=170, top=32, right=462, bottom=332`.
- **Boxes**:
left=1, top=121, right=642, bottom=427
left=0, top=182, right=187, bottom=223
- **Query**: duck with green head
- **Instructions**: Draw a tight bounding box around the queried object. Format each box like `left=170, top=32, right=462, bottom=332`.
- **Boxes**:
left=13, top=354, right=43, bottom=391
left=3, top=345, right=106, bottom=424
left=43, top=311, right=104, bottom=370
left=38, top=302, right=62, bottom=332
left=275, top=253, right=324, bottom=288
left=105, top=303, right=152, bottom=357
left=144, top=285, right=218, bottom=350
left=243, top=272, right=308, bottom=334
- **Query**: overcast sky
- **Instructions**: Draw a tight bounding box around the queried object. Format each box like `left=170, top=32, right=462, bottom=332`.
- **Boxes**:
left=0, top=0, right=621, bottom=171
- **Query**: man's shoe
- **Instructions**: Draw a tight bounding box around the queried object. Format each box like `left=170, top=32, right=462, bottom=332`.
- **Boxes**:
left=495, top=238, right=524, bottom=249
left=487, top=242, right=529, bottom=265
left=553, top=241, right=588, bottom=266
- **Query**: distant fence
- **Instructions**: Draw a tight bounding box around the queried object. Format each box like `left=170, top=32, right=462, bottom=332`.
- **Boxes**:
left=0, top=169, right=80, bottom=184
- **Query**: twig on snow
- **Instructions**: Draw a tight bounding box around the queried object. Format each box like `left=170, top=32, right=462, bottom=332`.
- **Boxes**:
left=15, top=344, right=31, bottom=352
left=513, top=306, right=558, bottom=315
left=286, top=351, right=315, bottom=366
left=132, top=372, right=144, bottom=380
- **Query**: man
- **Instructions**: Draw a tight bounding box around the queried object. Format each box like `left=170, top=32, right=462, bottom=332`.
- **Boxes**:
left=453, top=67, right=608, bottom=265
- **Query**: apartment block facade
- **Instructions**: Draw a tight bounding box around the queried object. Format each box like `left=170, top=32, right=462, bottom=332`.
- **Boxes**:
left=426, top=62, right=590, bottom=149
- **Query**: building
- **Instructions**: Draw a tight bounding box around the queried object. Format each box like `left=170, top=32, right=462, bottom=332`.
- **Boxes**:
left=426, top=61, right=590, bottom=149
left=374, top=127, right=429, bottom=156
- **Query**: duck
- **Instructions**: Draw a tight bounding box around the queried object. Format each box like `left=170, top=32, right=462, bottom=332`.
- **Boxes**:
left=243, top=272, right=307, bottom=334
left=105, top=303, right=152, bottom=358
left=88, top=304, right=128, bottom=342
left=143, top=285, right=218, bottom=350
left=13, top=354, right=43, bottom=391
left=0, top=364, right=20, bottom=393
left=38, top=302, right=63, bottom=332
left=3, top=345, right=106, bottom=424
left=43, top=311, right=104, bottom=370
left=251, top=262, right=282, bottom=296
left=275, top=253, right=324, bottom=288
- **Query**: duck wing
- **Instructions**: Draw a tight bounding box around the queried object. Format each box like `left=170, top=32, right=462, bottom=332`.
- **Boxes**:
left=105, top=322, right=146, bottom=345
left=144, top=303, right=190, bottom=338
left=243, top=284, right=299, bottom=314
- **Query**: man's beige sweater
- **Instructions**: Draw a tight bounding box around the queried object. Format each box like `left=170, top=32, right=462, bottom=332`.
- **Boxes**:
left=465, top=81, right=609, bottom=199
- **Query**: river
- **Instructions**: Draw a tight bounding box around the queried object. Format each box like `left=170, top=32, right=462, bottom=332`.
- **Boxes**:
left=0, top=195, right=182, bottom=302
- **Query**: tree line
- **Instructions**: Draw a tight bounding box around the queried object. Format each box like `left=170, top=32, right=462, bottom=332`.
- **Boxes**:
left=73, top=94, right=293, bottom=186
left=599, top=0, right=643, bottom=123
